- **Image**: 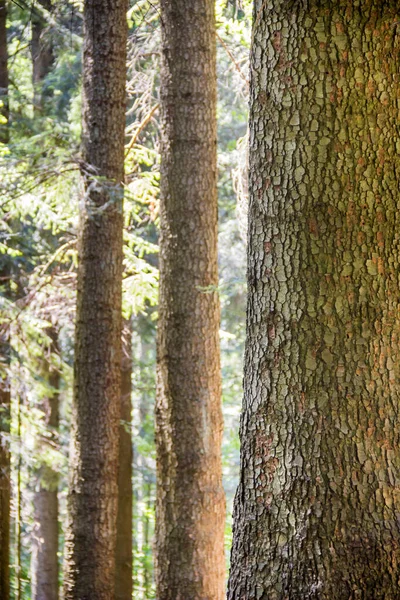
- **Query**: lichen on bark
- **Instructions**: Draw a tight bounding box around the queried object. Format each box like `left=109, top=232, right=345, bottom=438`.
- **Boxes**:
left=228, top=1, right=400, bottom=598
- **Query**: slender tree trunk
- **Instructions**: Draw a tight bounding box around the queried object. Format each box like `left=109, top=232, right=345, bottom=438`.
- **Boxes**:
left=0, top=5, right=10, bottom=581
left=115, top=320, right=133, bottom=600
left=30, top=8, right=59, bottom=591
left=143, top=480, right=152, bottom=598
left=0, top=326, right=10, bottom=600
left=63, top=1, right=128, bottom=598
left=15, top=389, right=22, bottom=600
left=134, top=331, right=153, bottom=599
left=0, top=0, right=8, bottom=143
left=155, top=2, right=225, bottom=598
left=228, top=1, right=400, bottom=599
left=31, top=330, right=59, bottom=600
left=31, top=0, right=54, bottom=113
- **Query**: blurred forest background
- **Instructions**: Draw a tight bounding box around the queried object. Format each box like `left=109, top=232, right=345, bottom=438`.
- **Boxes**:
left=0, top=0, right=251, bottom=597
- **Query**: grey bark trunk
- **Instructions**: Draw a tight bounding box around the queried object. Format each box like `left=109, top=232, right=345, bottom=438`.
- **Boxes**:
left=31, top=330, right=59, bottom=600
left=63, top=1, right=128, bottom=598
left=115, top=320, right=133, bottom=600
left=0, top=4, right=10, bottom=593
left=15, top=387, right=22, bottom=600
left=0, top=325, right=10, bottom=600
left=155, top=1, right=226, bottom=599
left=135, top=329, right=154, bottom=599
left=30, top=11, right=59, bottom=594
left=228, top=1, right=400, bottom=599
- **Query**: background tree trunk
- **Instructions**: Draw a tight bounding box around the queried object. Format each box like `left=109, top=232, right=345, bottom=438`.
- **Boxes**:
left=0, top=326, right=10, bottom=600
left=31, top=329, right=59, bottom=600
left=115, top=320, right=133, bottom=600
left=0, top=6, right=10, bottom=589
left=155, top=1, right=226, bottom=599
left=228, top=1, right=400, bottom=598
left=31, top=0, right=54, bottom=112
left=63, top=1, right=128, bottom=598
left=133, top=326, right=155, bottom=599
left=15, top=386, right=22, bottom=600
left=30, top=14, right=59, bottom=594
left=0, top=0, right=8, bottom=143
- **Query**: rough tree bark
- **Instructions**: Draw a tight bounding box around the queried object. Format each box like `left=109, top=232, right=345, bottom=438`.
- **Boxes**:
left=63, top=1, right=128, bottom=598
left=31, top=329, right=59, bottom=600
left=228, top=1, right=400, bottom=599
left=115, top=320, right=133, bottom=600
left=0, top=2, right=10, bottom=595
left=31, top=0, right=54, bottom=112
left=155, top=1, right=226, bottom=599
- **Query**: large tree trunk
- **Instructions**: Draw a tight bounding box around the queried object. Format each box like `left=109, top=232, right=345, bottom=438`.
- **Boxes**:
left=228, top=1, right=400, bottom=599
left=31, top=0, right=54, bottom=112
left=155, top=2, right=226, bottom=599
left=0, top=0, right=8, bottom=143
left=63, top=1, right=128, bottom=598
left=31, top=330, right=59, bottom=600
left=115, top=320, right=133, bottom=600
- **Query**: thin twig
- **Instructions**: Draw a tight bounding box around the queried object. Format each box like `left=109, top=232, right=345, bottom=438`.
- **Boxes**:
left=216, top=31, right=249, bottom=92
left=0, top=166, right=79, bottom=204
left=125, top=103, right=159, bottom=159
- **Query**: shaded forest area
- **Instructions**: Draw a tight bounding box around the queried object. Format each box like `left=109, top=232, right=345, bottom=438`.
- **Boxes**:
left=1, top=0, right=400, bottom=599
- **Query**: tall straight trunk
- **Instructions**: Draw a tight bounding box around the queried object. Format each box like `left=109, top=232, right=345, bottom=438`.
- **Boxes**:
left=0, top=6, right=10, bottom=587
left=0, top=0, right=8, bottom=143
left=133, top=329, right=153, bottom=599
left=115, top=320, right=133, bottom=600
left=228, top=1, right=400, bottom=598
left=0, top=326, right=10, bottom=600
left=143, top=480, right=152, bottom=597
left=31, top=10, right=59, bottom=592
left=155, top=2, right=225, bottom=599
left=15, top=387, right=22, bottom=600
left=63, top=1, right=127, bottom=598
left=137, top=331, right=154, bottom=599
left=31, top=329, right=59, bottom=600
left=31, top=0, right=54, bottom=112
